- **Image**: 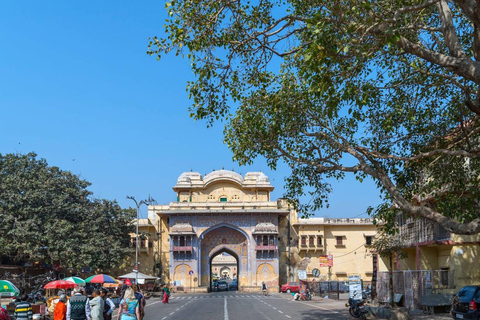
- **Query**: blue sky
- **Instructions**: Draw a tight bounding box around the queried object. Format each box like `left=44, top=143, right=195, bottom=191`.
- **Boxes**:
left=0, top=1, right=381, bottom=218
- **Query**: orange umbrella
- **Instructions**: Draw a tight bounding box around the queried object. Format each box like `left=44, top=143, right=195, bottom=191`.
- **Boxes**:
left=44, top=280, right=78, bottom=289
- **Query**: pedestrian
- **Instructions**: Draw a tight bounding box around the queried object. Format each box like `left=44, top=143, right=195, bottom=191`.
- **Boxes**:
left=0, top=305, right=11, bottom=320
left=117, top=288, right=139, bottom=320
left=89, top=290, right=104, bottom=320
left=100, top=289, right=115, bottom=320
left=54, top=294, right=67, bottom=320
left=14, top=294, right=33, bottom=320
left=261, top=282, right=268, bottom=296
left=161, top=285, right=170, bottom=304
left=131, top=285, right=145, bottom=320
left=49, top=290, right=65, bottom=316
left=66, top=287, right=92, bottom=320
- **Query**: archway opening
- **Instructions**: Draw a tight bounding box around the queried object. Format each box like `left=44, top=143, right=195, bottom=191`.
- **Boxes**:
left=210, top=249, right=239, bottom=292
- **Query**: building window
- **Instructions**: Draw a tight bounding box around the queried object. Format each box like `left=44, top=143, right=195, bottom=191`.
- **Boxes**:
left=365, top=236, right=372, bottom=246
left=309, top=236, right=314, bottom=246
left=440, top=268, right=450, bottom=286
left=317, top=236, right=322, bottom=246
left=301, top=236, right=307, bottom=246
left=263, top=236, right=268, bottom=246
left=269, top=236, right=274, bottom=246
left=220, top=197, right=228, bottom=202
left=336, top=236, right=343, bottom=246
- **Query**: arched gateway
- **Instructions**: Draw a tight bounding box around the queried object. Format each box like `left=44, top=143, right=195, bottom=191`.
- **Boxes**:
left=148, top=170, right=292, bottom=292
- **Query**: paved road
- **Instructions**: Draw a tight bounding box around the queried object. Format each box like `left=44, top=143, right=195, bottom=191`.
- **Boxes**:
left=141, top=292, right=352, bottom=320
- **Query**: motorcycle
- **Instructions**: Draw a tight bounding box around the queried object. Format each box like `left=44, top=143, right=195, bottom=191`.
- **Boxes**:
left=299, top=290, right=312, bottom=301
left=346, top=293, right=368, bottom=319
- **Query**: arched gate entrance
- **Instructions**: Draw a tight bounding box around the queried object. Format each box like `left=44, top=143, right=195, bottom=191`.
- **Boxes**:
left=199, top=225, right=248, bottom=288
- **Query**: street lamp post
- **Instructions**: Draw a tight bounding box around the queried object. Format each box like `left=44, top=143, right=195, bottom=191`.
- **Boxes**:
left=127, top=195, right=156, bottom=285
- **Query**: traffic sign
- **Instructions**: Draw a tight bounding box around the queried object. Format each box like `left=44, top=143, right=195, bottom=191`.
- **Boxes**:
left=189, top=270, right=194, bottom=275
left=312, top=268, right=320, bottom=278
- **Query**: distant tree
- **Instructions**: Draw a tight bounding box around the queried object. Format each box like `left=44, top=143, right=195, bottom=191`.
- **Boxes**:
left=150, top=0, right=480, bottom=234
left=371, top=231, right=407, bottom=307
left=0, top=152, right=135, bottom=270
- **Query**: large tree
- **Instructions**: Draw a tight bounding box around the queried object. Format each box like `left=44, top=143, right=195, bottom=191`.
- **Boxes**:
left=149, top=0, right=480, bottom=234
left=0, top=152, right=135, bottom=270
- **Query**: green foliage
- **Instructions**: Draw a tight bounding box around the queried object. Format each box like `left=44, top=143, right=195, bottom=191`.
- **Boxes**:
left=0, top=153, right=135, bottom=270
left=150, top=0, right=480, bottom=234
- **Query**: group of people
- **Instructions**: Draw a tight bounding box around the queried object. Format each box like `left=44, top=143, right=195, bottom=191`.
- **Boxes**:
left=60, top=281, right=146, bottom=320
left=1, top=280, right=148, bottom=320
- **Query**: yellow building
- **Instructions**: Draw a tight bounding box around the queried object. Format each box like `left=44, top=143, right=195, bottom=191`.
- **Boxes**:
left=292, top=217, right=385, bottom=283
left=395, top=216, right=480, bottom=292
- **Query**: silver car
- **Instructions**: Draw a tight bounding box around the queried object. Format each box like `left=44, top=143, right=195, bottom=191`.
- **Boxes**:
left=217, top=280, right=228, bottom=291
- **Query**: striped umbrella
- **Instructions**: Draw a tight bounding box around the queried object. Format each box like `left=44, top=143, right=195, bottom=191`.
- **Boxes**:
left=63, top=276, right=86, bottom=286
left=0, top=280, right=20, bottom=297
left=85, top=274, right=117, bottom=284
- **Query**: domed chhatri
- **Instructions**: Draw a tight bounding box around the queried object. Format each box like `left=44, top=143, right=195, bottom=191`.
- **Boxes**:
left=174, top=169, right=273, bottom=190
left=204, top=169, right=244, bottom=186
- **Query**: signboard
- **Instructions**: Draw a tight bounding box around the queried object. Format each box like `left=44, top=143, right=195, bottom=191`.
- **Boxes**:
left=81, top=266, right=92, bottom=273
left=348, top=275, right=363, bottom=299
left=138, top=278, right=145, bottom=284
left=298, top=270, right=307, bottom=280
left=312, top=268, right=320, bottom=278
left=189, top=270, right=194, bottom=276
left=319, top=255, right=333, bottom=267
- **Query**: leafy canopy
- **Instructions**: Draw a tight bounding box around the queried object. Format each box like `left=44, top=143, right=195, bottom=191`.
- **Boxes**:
left=0, top=153, right=135, bottom=271
left=150, top=0, right=480, bottom=234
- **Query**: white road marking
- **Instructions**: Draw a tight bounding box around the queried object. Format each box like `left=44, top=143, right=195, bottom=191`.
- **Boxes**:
left=169, top=312, right=174, bottom=315
left=286, top=316, right=291, bottom=318
left=162, top=317, right=167, bottom=320
left=278, top=311, right=283, bottom=314
left=224, top=298, right=229, bottom=320
left=272, top=307, right=277, bottom=310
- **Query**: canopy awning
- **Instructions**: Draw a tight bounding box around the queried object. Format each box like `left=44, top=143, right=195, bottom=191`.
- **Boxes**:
left=117, top=272, right=159, bottom=281
left=170, top=223, right=196, bottom=235
left=252, top=222, right=278, bottom=234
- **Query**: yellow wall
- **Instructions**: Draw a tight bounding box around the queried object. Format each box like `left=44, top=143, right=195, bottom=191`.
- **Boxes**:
left=294, top=222, right=382, bottom=283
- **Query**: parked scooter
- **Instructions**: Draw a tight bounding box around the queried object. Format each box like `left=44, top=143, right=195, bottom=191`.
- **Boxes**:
left=299, top=289, right=312, bottom=301
left=346, top=292, right=368, bottom=319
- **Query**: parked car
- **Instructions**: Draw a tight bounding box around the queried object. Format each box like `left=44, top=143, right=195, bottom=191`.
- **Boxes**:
left=451, top=285, right=480, bottom=319
left=229, top=280, right=238, bottom=290
left=217, top=280, right=228, bottom=291
left=211, top=279, right=218, bottom=291
left=281, top=282, right=299, bottom=293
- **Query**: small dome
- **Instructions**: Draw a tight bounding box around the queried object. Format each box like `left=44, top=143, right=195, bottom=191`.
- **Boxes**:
left=257, top=173, right=269, bottom=183
left=176, top=172, right=200, bottom=184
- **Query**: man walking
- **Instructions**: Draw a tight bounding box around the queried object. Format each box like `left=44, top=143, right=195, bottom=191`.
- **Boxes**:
left=14, top=295, right=33, bottom=320
left=67, top=287, right=91, bottom=320
left=131, top=285, right=145, bottom=320
left=89, top=289, right=104, bottom=320
left=100, top=289, right=115, bottom=320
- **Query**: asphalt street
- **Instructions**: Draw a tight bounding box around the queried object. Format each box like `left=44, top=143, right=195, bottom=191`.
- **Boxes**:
left=141, top=291, right=352, bottom=320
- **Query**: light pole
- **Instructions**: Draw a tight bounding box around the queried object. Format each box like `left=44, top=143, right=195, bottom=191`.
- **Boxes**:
left=127, top=195, right=156, bottom=285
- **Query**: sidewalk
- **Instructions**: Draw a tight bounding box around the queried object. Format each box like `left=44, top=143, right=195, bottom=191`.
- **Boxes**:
left=272, top=293, right=452, bottom=319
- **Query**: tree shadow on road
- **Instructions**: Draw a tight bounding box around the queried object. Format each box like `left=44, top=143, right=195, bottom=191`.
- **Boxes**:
left=298, top=309, right=351, bottom=320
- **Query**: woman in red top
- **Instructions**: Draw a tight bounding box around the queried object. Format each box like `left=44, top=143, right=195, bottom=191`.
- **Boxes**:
left=53, top=295, right=67, bottom=320
left=0, top=306, right=11, bottom=320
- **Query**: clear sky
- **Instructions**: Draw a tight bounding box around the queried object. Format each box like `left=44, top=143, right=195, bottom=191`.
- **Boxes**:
left=0, top=1, right=381, bottom=218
